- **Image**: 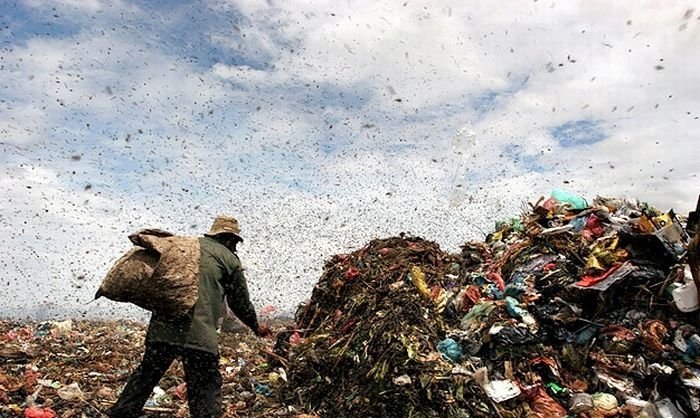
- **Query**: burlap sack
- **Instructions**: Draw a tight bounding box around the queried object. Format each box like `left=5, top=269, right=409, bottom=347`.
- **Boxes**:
left=96, top=229, right=200, bottom=317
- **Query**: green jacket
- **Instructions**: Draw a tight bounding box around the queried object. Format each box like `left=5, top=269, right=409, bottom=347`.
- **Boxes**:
left=146, top=236, right=259, bottom=354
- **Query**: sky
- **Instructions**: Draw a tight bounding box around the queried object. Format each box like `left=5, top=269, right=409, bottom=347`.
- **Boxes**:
left=1, top=0, right=698, bottom=320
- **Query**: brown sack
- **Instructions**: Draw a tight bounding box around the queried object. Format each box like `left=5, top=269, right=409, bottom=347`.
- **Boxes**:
left=96, top=229, right=200, bottom=317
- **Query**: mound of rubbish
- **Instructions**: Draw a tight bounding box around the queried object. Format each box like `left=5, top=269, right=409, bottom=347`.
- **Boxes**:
left=277, top=192, right=700, bottom=418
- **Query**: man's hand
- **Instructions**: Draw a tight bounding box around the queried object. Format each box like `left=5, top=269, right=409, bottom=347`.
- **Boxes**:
left=255, top=324, right=273, bottom=338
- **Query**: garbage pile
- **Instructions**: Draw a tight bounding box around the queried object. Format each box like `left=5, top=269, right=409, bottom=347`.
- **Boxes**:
left=277, top=191, right=699, bottom=418
left=276, top=236, right=473, bottom=417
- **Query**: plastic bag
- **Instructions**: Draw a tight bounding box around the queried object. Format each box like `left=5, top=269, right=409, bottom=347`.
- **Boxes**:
left=24, top=408, right=56, bottom=418
left=551, top=189, right=588, bottom=210
left=436, top=338, right=463, bottom=362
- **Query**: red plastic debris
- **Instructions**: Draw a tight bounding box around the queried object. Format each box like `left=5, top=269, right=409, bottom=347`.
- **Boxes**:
left=24, top=408, right=56, bottom=418
left=585, top=214, right=605, bottom=237
left=460, top=285, right=482, bottom=312
left=575, top=263, right=623, bottom=287
left=289, top=331, right=302, bottom=346
left=486, top=271, right=506, bottom=291
left=529, top=356, right=558, bottom=371
left=543, top=263, right=557, bottom=272
left=542, top=198, right=558, bottom=211
left=173, top=382, right=187, bottom=400
left=430, top=285, right=442, bottom=300
left=345, top=267, right=360, bottom=280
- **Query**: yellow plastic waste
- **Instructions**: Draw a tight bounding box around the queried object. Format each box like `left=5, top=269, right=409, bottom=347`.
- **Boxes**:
left=585, top=238, right=620, bottom=272
left=491, top=229, right=504, bottom=242
left=411, top=266, right=449, bottom=312
left=653, top=213, right=672, bottom=228
left=410, top=266, right=431, bottom=299
left=585, top=255, right=604, bottom=272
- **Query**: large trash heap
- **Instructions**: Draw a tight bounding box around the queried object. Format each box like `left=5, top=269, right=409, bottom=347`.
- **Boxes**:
left=276, top=193, right=699, bottom=418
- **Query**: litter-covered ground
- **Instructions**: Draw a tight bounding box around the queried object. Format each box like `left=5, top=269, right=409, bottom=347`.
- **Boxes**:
left=3, top=191, right=700, bottom=418
left=0, top=319, right=302, bottom=418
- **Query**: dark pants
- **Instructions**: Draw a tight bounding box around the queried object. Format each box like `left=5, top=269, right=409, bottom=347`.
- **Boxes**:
left=107, top=342, right=222, bottom=418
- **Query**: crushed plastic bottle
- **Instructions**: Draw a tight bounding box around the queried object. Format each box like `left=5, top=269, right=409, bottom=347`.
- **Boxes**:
left=672, top=266, right=699, bottom=312
left=451, top=122, right=478, bottom=155
left=56, top=382, right=83, bottom=401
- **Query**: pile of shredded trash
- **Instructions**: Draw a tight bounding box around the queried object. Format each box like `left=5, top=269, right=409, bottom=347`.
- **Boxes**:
left=276, top=191, right=699, bottom=418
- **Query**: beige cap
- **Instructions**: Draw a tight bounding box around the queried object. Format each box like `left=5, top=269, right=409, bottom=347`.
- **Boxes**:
left=205, top=215, right=243, bottom=241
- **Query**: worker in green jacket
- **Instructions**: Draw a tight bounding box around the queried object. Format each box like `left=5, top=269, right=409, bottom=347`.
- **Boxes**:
left=107, top=215, right=271, bottom=418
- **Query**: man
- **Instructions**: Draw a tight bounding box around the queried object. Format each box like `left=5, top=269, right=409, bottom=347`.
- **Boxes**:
left=107, top=215, right=271, bottom=418
left=689, top=225, right=700, bottom=302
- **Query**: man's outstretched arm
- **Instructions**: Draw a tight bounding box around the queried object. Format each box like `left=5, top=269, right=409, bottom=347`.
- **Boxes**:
left=223, top=266, right=262, bottom=335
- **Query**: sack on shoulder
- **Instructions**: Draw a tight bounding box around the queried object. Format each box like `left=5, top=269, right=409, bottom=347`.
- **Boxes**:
left=95, top=229, right=200, bottom=317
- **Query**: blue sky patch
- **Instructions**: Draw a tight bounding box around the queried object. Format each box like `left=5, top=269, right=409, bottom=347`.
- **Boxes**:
left=0, top=2, right=82, bottom=45
left=472, top=90, right=499, bottom=117
left=501, top=144, right=551, bottom=173
left=129, top=1, right=286, bottom=71
left=470, top=74, right=530, bottom=120
left=550, top=120, right=607, bottom=148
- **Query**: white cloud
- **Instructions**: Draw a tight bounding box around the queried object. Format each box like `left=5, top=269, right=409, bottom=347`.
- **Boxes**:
left=1, top=0, right=699, bottom=318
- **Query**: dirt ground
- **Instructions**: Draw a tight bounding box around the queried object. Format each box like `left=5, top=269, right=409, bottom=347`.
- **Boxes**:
left=0, top=318, right=306, bottom=418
